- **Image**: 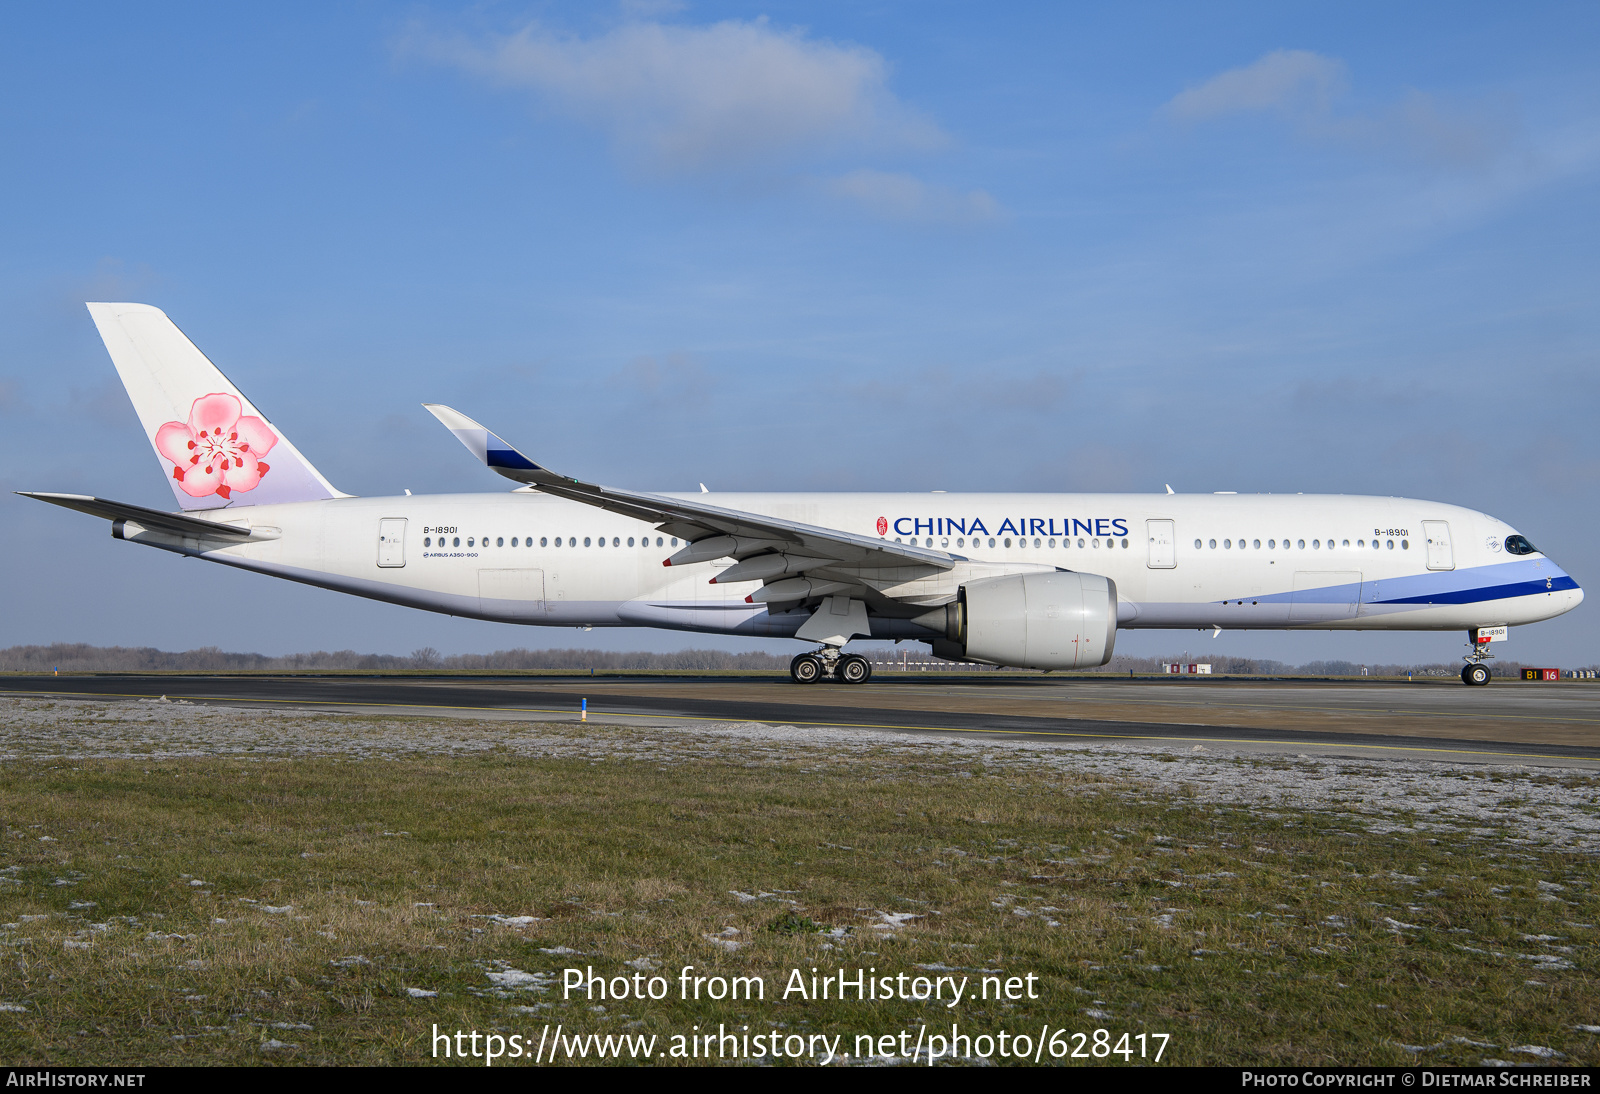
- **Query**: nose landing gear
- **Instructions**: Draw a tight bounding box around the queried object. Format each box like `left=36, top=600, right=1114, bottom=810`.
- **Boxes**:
left=1461, top=629, right=1495, bottom=686
left=789, top=649, right=873, bottom=685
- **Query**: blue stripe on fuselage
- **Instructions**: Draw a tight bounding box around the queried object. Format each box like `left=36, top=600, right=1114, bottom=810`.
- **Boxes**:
left=1218, top=558, right=1577, bottom=607
left=1378, top=574, right=1579, bottom=605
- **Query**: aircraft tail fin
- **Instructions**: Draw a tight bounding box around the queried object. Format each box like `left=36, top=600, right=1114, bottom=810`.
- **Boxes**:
left=87, top=302, right=348, bottom=511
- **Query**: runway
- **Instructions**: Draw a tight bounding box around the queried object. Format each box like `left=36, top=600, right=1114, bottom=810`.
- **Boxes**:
left=4, top=671, right=1599, bottom=767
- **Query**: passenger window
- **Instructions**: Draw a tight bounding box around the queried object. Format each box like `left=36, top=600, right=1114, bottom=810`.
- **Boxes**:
left=1267, top=540, right=1274, bottom=549
left=1356, top=539, right=1364, bottom=548
left=957, top=537, right=966, bottom=548
left=1033, top=538, right=1041, bottom=548
left=584, top=537, right=592, bottom=547
left=541, top=537, right=548, bottom=547
left=627, top=537, right=634, bottom=547
left=1386, top=540, right=1394, bottom=550
left=1223, top=539, right=1231, bottom=549
left=467, top=537, right=475, bottom=547
left=511, top=537, right=518, bottom=547
left=1297, top=539, right=1305, bottom=549
left=989, top=538, right=997, bottom=548
left=1252, top=539, right=1260, bottom=549
left=611, top=537, right=618, bottom=547
left=1312, top=540, right=1319, bottom=549
left=1092, top=538, right=1101, bottom=548
left=453, top=537, right=460, bottom=547
left=1401, top=540, right=1409, bottom=550
left=1209, top=539, right=1216, bottom=549
left=1194, top=539, right=1202, bottom=549
left=424, top=537, right=431, bottom=547
left=1342, top=539, right=1349, bottom=547
left=926, top=537, right=934, bottom=547
left=1047, top=538, right=1055, bottom=548
left=497, top=537, right=504, bottom=547
left=1121, top=538, right=1129, bottom=548
left=671, top=538, right=679, bottom=546
left=1004, top=538, right=1013, bottom=548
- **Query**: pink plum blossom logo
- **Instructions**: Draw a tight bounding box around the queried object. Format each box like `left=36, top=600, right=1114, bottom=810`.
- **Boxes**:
left=155, top=393, right=277, bottom=500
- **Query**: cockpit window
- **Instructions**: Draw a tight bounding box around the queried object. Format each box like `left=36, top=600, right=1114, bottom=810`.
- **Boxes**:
left=1504, top=534, right=1538, bottom=556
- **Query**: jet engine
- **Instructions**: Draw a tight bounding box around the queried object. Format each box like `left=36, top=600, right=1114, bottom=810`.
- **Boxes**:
left=914, top=571, right=1117, bottom=670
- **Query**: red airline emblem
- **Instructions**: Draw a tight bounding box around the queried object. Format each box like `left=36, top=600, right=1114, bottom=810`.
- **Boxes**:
left=876, top=516, right=888, bottom=536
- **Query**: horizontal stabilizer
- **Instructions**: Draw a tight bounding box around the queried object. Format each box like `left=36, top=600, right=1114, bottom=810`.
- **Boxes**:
left=16, top=492, right=277, bottom=541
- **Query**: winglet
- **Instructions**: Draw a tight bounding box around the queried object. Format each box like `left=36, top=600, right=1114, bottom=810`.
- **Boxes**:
left=423, top=404, right=545, bottom=481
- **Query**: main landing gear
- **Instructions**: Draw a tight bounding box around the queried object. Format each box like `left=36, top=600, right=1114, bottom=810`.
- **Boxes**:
left=1461, top=662, right=1491, bottom=687
left=790, top=649, right=873, bottom=685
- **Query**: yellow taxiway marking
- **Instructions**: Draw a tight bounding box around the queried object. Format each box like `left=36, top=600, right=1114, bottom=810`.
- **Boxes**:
left=9, top=688, right=1591, bottom=764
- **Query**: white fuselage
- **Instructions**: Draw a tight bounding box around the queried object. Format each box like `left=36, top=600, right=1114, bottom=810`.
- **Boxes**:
left=117, top=490, right=1582, bottom=642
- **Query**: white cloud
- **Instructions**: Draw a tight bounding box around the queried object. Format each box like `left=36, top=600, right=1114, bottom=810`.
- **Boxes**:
left=819, top=170, right=1000, bottom=224
left=1167, top=50, right=1345, bottom=122
left=404, top=18, right=944, bottom=174
left=1332, top=89, right=1515, bottom=169
left=1165, top=49, right=1515, bottom=169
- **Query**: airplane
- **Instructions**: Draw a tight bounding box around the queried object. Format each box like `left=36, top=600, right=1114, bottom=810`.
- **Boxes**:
left=18, top=303, right=1584, bottom=687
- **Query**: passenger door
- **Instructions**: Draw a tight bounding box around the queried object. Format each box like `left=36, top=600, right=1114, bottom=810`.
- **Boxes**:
left=377, top=519, right=406, bottom=568
left=1423, top=521, right=1454, bottom=571
left=1146, top=519, right=1176, bottom=568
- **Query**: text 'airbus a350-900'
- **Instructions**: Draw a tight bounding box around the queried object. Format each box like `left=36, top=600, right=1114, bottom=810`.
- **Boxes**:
left=20, top=304, right=1582, bottom=686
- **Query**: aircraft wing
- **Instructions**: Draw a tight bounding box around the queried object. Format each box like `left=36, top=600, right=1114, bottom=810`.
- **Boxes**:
left=423, top=404, right=957, bottom=575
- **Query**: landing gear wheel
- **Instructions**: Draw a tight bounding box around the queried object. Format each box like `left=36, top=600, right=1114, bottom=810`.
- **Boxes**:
left=790, top=654, right=824, bottom=685
left=1463, top=663, right=1491, bottom=687
left=837, top=654, right=872, bottom=685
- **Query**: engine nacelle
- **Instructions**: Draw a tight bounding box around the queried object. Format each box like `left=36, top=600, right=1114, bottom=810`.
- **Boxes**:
left=915, top=572, right=1117, bottom=670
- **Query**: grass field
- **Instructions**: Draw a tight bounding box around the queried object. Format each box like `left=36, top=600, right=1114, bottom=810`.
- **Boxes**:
left=1, top=697, right=1597, bottom=1066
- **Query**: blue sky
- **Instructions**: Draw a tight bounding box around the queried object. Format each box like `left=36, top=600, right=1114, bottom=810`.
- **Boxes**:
left=2, top=3, right=1597, bottom=665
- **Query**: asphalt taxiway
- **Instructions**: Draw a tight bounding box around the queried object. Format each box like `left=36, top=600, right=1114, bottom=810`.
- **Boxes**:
left=2, top=672, right=1597, bottom=767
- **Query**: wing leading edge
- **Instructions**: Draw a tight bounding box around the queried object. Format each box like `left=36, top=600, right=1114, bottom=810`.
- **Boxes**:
left=423, top=404, right=956, bottom=570
left=421, top=404, right=996, bottom=620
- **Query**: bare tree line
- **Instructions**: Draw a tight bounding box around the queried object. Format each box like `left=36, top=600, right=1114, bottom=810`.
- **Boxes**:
left=0, top=643, right=788, bottom=673
left=1, top=642, right=1589, bottom=677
